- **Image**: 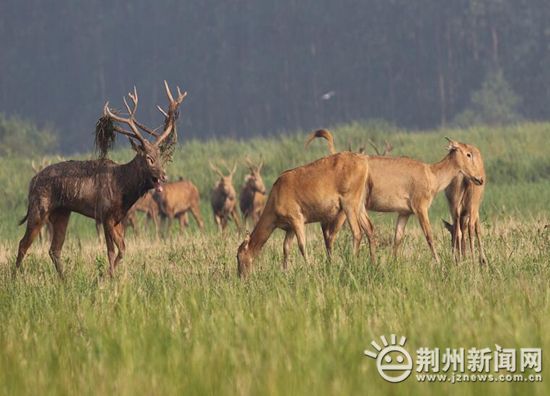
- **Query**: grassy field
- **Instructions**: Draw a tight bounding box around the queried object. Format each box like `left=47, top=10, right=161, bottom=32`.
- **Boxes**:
left=0, top=122, right=549, bottom=395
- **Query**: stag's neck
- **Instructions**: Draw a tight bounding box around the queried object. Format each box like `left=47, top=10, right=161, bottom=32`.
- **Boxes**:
left=247, top=213, right=276, bottom=259
left=115, top=156, right=150, bottom=211
left=430, top=154, right=460, bottom=193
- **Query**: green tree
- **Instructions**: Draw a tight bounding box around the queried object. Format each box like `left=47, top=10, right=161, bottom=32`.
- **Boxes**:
left=453, top=68, right=522, bottom=127
left=0, top=114, right=58, bottom=156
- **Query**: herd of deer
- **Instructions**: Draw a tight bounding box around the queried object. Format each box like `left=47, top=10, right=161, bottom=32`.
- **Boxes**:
left=13, top=82, right=487, bottom=280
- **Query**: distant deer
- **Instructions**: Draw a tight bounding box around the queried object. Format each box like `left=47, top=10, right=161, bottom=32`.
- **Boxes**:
left=307, top=130, right=484, bottom=263
left=239, top=158, right=267, bottom=227
left=124, top=190, right=161, bottom=237
left=210, top=162, right=241, bottom=232
left=153, top=178, right=204, bottom=233
left=237, top=152, right=375, bottom=277
left=15, top=81, right=186, bottom=278
left=443, top=159, right=488, bottom=265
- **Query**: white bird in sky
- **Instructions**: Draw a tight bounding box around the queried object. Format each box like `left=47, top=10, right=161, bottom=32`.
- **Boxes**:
left=321, top=91, right=336, bottom=100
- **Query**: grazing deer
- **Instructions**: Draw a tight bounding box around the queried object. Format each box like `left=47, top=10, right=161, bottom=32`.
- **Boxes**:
left=237, top=152, right=376, bottom=277
left=15, top=81, right=186, bottom=278
left=443, top=161, right=488, bottom=265
left=153, top=178, right=204, bottom=233
left=239, top=158, right=267, bottom=227
left=307, top=130, right=484, bottom=263
left=210, top=162, right=241, bottom=232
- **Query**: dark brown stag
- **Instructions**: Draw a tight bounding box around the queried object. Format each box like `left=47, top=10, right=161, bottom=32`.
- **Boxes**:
left=15, top=81, right=186, bottom=278
left=153, top=178, right=205, bottom=233
left=239, top=158, right=267, bottom=227
left=210, top=162, right=241, bottom=232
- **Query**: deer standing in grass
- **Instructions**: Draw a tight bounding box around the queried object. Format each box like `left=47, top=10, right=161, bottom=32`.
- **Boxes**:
left=239, top=158, right=267, bottom=227
left=443, top=158, right=488, bottom=265
left=237, top=152, right=376, bottom=277
left=123, top=190, right=161, bottom=236
left=210, top=162, right=241, bottom=232
left=307, top=130, right=485, bottom=263
left=153, top=178, right=204, bottom=233
left=15, top=81, right=186, bottom=278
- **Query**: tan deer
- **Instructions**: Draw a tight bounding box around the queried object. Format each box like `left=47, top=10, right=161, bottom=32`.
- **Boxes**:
left=443, top=161, right=488, bottom=265
left=307, top=130, right=485, bottom=263
left=15, top=81, right=186, bottom=278
left=210, top=162, right=241, bottom=232
left=153, top=178, right=205, bottom=233
left=239, top=158, right=267, bottom=227
left=123, top=190, right=161, bottom=236
left=236, top=152, right=376, bottom=277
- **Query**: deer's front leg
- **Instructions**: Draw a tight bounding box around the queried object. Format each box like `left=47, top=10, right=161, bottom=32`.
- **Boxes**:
left=103, top=222, right=117, bottom=277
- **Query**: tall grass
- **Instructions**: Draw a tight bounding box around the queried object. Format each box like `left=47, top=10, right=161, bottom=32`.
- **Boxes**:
left=0, top=122, right=548, bottom=395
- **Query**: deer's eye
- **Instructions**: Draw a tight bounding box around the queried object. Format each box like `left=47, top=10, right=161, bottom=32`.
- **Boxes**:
left=146, top=156, right=155, bottom=165
left=466, top=153, right=472, bottom=158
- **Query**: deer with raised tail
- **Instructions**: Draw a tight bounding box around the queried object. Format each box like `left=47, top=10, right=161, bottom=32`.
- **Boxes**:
left=15, top=81, right=186, bottom=278
left=307, top=130, right=485, bottom=263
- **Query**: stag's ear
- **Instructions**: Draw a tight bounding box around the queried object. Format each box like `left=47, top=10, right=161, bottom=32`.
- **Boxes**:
left=128, top=137, right=142, bottom=153
left=445, top=137, right=459, bottom=151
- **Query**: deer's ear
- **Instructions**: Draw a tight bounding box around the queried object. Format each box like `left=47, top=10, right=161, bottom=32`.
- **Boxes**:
left=128, top=137, right=142, bottom=153
left=445, top=137, right=459, bottom=151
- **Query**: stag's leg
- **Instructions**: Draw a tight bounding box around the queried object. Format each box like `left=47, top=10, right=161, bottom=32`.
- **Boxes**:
left=359, top=211, right=377, bottom=263
left=393, top=214, right=410, bottom=257
left=15, top=212, right=46, bottom=274
left=230, top=209, right=241, bottom=232
left=283, top=230, right=295, bottom=270
left=292, top=220, right=308, bottom=263
left=416, top=208, right=440, bottom=264
left=342, top=207, right=363, bottom=256
left=111, top=222, right=126, bottom=270
left=103, top=222, right=117, bottom=277
left=95, top=220, right=103, bottom=242
left=474, top=217, right=488, bottom=266
left=177, top=212, right=188, bottom=232
left=48, top=209, right=71, bottom=279
left=190, top=204, right=205, bottom=230
left=321, top=212, right=346, bottom=258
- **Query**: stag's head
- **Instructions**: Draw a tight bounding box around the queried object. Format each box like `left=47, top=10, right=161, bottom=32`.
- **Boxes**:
left=244, top=159, right=266, bottom=194
left=237, top=232, right=253, bottom=277
left=102, top=81, right=187, bottom=193
left=445, top=138, right=485, bottom=186
left=211, top=162, right=237, bottom=197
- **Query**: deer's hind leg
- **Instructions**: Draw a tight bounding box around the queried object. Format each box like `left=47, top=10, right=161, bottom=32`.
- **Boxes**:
left=48, top=208, right=71, bottom=279
left=15, top=209, right=47, bottom=274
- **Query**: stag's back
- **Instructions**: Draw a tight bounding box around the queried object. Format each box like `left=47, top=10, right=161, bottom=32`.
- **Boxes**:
left=28, top=160, right=120, bottom=218
left=267, top=152, right=368, bottom=223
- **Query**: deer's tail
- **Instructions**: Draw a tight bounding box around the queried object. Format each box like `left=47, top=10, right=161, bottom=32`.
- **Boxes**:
left=304, top=129, right=336, bottom=155
left=18, top=212, right=28, bottom=225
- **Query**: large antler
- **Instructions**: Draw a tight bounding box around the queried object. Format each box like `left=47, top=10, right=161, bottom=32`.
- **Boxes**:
left=155, top=80, right=187, bottom=146
left=103, top=87, right=147, bottom=146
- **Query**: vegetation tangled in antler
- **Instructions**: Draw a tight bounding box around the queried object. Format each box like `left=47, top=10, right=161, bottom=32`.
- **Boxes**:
left=94, top=115, right=116, bottom=159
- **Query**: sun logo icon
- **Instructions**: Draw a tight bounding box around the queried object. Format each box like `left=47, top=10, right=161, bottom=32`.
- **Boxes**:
left=364, top=334, right=413, bottom=383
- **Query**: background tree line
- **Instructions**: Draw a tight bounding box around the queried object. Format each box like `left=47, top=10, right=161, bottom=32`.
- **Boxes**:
left=0, top=0, right=548, bottom=153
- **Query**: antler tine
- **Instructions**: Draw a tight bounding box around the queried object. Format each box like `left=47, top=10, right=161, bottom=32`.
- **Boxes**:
left=156, top=81, right=187, bottom=146
left=209, top=162, right=224, bottom=177
left=176, top=86, right=187, bottom=104
left=244, top=156, right=255, bottom=170
left=367, top=138, right=381, bottom=155
left=156, top=105, right=169, bottom=118
left=164, top=80, right=174, bottom=103
left=231, top=162, right=237, bottom=177
left=103, top=100, right=146, bottom=145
